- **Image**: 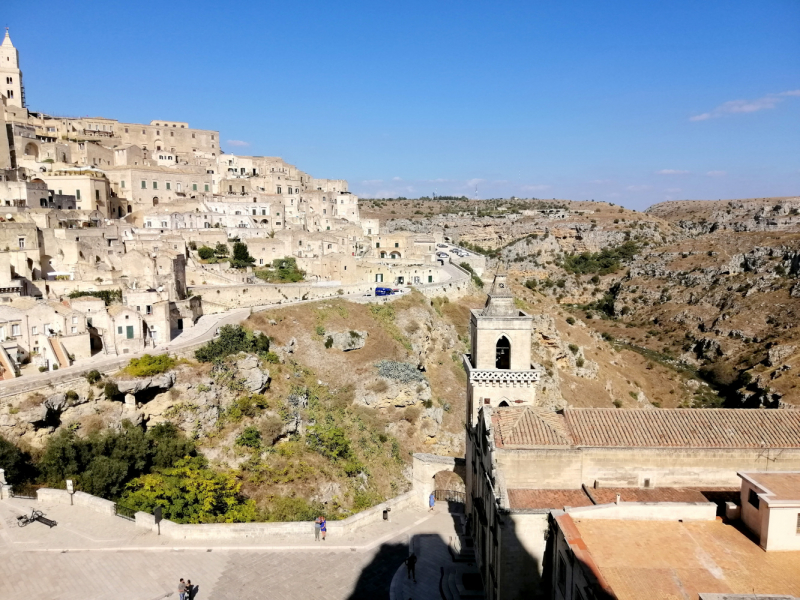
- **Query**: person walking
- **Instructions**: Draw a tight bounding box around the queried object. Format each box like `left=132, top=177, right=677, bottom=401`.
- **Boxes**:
left=320, top=515, right=327, bottom=541
left=405, top=552, right=417, bottom=582
left=429, top=492, right=435, bottom=512
left=186, top=579, right=194, bottom=600
left=314, top=515, right=322, bottom=541
left=178, top=579, right=187, bottom=600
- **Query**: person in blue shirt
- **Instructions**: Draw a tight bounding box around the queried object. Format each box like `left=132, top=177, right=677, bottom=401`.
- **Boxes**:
left=429, top=492, right=435, bottom=512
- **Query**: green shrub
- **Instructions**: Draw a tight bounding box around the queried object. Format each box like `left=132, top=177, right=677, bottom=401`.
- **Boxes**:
left=612, top=399, right=623, bottom=408
left=195, top=325, right=270, bottom=362
left=68, top=289, right=122, bottom=306
left=568, top=344, right=579, bottom=355
left=38, top=366, right=47, bottom=372
left=315, top=325, right=325, bottom=336
left=85, top=370, right=102, bottom=384
left=566, top=317, right=575, bottom=325
left=65, top=390, right=79, bottom=402
left=197, top=246, right=214, bottom=260
left=0, top=435, right=36, bottom=485
left=236, top=426, right=262, bottom=448
left=324, top=336, right=334, bottom=349
left=254, top=257, right=305, bottom=283
left=103, top=381, right=120, bottom=399
left=122, top=354, right=175, bottom=377
left=262, top=352, right=280, bottom=364
left=214, top=242, right=229, bottom=257
left=575, top=358, right=585, bottom=368
left=307, top=423, right=353, bottom=461
left=230, top=242, right=255, bottom=269
left=262, top=495, right=322, bottom=522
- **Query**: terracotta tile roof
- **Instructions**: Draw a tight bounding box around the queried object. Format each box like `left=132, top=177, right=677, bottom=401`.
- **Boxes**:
left=568, top=518, right=800, bottom=600
left=492, top=407, right=572, bottom=448
left=742, top=472, right=800, bottom=503
left=564, top=408, right=800, bottom=448
left=586, top=487, right=711, bottom=504
left=507, top=488, right=593, bottom=510
left=491, top=407, right=800, bottom=450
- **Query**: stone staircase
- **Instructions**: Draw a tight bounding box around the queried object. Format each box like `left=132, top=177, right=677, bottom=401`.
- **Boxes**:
left=441, top=566, right=485, bottom=600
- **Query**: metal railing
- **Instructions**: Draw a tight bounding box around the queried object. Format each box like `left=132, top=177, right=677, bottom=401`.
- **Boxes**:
left=114, top=502, right=137, bottom=521
left=10, top=483, right=41, bottom=500
left=434, top=489, right=466, bottom=504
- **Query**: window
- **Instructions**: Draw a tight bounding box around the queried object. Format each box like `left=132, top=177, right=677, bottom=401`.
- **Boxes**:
left=204, top=184, right=209, bottom=192
left=797, top=513, right=800, bottom=534
left=126, top=326, right=134, bottom=339
left=277, top=186, right=282, bottom=194
left=161, top=222, right=168, bottom=228
left=192, top=133, right=196, bottom=138
left=153, top=181, right=158, bottom=189
left=146, top=305, right=152, bottom=315
left=192, top=183, right=197, bottom=191
left=428, top=275, right=433, bottom=283
left=496, top=336, right=511, bottom=369
left=31, top=326, right=37, bottom=335
left=72, top=316, right=78, bottom=324
left=11, top=324, right=20, bottom=336
left=166, top=183, right=171, bottom=190
left=117, top=326, right=123, bottom=334
left=121, top=180, right=126, bottom=188
left=170, top=131, right=174, bottom=137
left=748, top=489, right=760, bottom=509
left=376, top=242, right=380, bottom=248
left=125, top=127, right=129, bottom=133
left=394, top=242, right=399, bottom=248
left=76, top=190, right=81, bottom=200
left=71, top=327, right=77, bottom=333
left=17, top=238, right=24, bottom=249
left=557, top=555, right=567, bottom=596
left=141, top=180, right=147, bottom=189
left=95, top=190, right=100, bottom=201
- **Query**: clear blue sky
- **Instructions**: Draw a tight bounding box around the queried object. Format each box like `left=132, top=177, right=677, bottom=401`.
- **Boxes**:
left=6, top=1, right=799, bottom=209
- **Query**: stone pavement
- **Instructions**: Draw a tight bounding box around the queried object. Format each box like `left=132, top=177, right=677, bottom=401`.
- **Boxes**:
left=0, top=497, right=460, bottom=600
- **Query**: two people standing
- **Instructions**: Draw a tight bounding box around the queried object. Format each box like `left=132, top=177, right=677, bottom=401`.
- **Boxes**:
left=178, top=578, right=196, bottom=600
left=314, top=515, right=327, bottom=541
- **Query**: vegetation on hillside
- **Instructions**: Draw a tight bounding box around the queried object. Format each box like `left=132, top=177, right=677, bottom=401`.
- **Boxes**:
left=68, top=289, right=122, bottom=305
left=559, top=241, right=639, bottom=275
left=120, top=354, right=176, bottom=378
left=195, top=325, right=272, bottom=362
left=254, top=257, right=305, bottom=283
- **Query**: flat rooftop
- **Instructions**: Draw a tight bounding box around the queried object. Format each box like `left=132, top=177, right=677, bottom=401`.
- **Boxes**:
left=565, top=516, right=800, bottom=599
left=508, top=487, right=737, bottom=510
left=742, top=471, right=800, bottom=503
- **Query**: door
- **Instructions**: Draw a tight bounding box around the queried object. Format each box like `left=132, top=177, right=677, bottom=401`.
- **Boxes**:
left=177, top=319, right=183, bottom=330
left=126, top=326, right=134, bottom=339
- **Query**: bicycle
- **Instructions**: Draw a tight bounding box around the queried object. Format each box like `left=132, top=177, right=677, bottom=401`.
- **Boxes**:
left=16, top=509, right=57, bottom=528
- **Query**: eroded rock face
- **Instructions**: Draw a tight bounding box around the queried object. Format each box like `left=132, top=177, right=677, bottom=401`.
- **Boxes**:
left=359, top=376, right=432, bottom=408
left=766, top=344, right=796, bottom=367
left=325, top=330, right=368, bottom=351
left=235, top=355, right=270, bottom=393
left=116, top=372, right=176, bottom=395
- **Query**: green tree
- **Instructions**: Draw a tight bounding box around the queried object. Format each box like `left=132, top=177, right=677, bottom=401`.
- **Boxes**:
left=230, top=242, right=255, bottom=269
left=0, top=435, right=36, bottom=485
left=197, top=246, right=214, bottom=260
left=214, top=242, right=229, bottom=257
left=121, top=456, right=258, bottom=523
left=194, top=325, right=270, bottom=362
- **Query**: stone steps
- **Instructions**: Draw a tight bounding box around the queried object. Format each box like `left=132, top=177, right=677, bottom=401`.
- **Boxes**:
left=441, top=566, right=485, bottom=600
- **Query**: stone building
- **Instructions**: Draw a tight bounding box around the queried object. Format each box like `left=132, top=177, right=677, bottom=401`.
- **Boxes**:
left=0, top=30, right=24, bottom=109
left=460, top=277, right=800, bottom=600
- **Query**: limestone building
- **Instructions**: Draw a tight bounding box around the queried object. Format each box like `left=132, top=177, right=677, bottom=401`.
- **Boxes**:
left=0, top=30, right=24, bottom=109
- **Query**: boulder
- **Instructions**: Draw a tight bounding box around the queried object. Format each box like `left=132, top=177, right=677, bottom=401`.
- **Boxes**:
left=235, top=355, right=270, bottom=393
left=284, top=337, right=297, bottom=354
left=44, top=393, right=67, bottom=412
left=116, top=372, right=176, bottom=394
left=766, top=344, right=796, bottom=367
left=325, top=330, right=368, bottom=351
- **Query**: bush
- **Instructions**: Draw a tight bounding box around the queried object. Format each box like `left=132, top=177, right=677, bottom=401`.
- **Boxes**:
left=0, top=434, right=36, bottom=485
left=122, top=354, right=175, bottom=378
left=566, top=317, right=575, bottom=325
left=197, top=246, right=214, bottom=260
left=65, top=390, right=79, bottom=402
left=38, top=366, right=47, bottom=372
left=121, top=456, right=257, bottom=524
left=254, top=257, right=305, bottom=283
left=315, top=325, right=325, bottom=336
left=68, top=289, right=122, bottom=306
left=262, top=352, right=280, bottom=364
left=214, top=242, right=229, bottom=257
left=568, top=344, right=579, bottom=355
left=195, top=325, right=270, bottom=362
left=235, top=426, right=262, bottom=449
left=258, top=414, right=285, bottom=446
left=324, top=336, right=334, bottom=349
left=307, top=423, right=353, bottom=461
left=575, top=358, right=585, bottom=368
left=85, top=370, right=102, bottom=384
left=103, top=381, right=120, bottom=400
left=561, top=241, right=639, bottom=275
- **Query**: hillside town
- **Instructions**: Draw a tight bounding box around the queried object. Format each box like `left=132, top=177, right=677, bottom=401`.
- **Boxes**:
left=0, top=30, right=479, bottom=379
left=1, top=15, right=800, bottom=600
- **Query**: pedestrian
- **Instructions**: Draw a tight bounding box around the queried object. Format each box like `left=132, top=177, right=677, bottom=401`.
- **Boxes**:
left=320, top=515, right=327, bottom=541
left=429, top=492, right=435, bottom=512
left=314, top=515, right=321, bottom=541
left=178, top=578, right=187, bottom=600
left=405, top=552, right=417, bottom=582
left=186, top=579, right=194, bottom=600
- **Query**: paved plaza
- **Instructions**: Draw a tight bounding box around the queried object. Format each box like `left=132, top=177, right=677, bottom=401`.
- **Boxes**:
left=0, top=497, right=460, bottom=600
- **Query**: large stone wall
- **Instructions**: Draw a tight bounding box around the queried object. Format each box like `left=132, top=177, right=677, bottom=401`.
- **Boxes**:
left=497, top=446, right=800, bottom=490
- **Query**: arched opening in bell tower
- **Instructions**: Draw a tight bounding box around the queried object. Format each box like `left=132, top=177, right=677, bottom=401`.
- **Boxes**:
left=496, top=336, right=511, bottom=369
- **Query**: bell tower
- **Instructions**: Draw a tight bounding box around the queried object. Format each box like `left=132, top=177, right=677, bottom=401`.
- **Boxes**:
left=0, top=29, right=25, bottom=109
left=463, top=273, right=539, bottom=426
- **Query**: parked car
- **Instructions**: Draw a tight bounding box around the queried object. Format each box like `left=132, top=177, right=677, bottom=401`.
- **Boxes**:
left=375, top=287, right=394, bottom=296
left=436, top=243, right=448, bottom=248
left=436, top=252, right=449, bottom=258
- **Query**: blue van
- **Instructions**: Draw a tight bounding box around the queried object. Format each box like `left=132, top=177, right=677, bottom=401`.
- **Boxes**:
left=375, top=287, right=394, bottom=296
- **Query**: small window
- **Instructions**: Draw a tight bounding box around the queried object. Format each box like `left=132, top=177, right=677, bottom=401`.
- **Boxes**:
left=395, top=242, right=399, bottom=248
left=76, top=190, right=81, bottom=200
left=71, top=327, right=77, bottom=333
left=11, top=324, right=20, bottom=336
left=121, top=180, right=126, bottom=188
left=153, top=181, right=158, bottom=190
left=166, top=182, right=171, bottom=190
left=748, top=489, right=760, bottom=509
left=204, top=184, right=209, bottom=192
left=146, top=305, right=152, bottom=315
left=117, top=326, right=123, bottom=334
left=31, top=326, right=37, bottom=335
left=141, top=180, right=146, bottom=189
left=193, top=183, right=197, bottom=191
left=17, top=238, right=24, bottom=249
left=72, top=316, right=78, bottom=324
left=95, top=190, right=100, bottom=201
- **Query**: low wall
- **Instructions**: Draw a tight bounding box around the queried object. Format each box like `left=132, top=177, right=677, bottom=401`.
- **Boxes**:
left=565, top=501, right=718, bottom=522
left=26, top=487, right=418, bottom=540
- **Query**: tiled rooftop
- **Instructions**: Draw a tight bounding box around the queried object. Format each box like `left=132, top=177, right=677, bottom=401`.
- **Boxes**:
left=742, top=472, right=800, bottom=503
left=507, top=489, right=594, bottom=510
left=585, top=487, right=715, bottom=504
left=492, top=407, right=800, bottom=449
left=566, top=516, right=800, bottom=600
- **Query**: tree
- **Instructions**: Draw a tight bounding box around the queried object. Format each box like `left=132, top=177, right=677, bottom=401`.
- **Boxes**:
left=230, top=242, right=255, bottom=269
left=194, top=325, right=270, bottom=362
left=197, top=246, right=214, bottom=260
left=214, top=242, right=229, bottom=257
left=0, top=435, right=36, bottom=485
left=121, top=456, right=258, bottom=523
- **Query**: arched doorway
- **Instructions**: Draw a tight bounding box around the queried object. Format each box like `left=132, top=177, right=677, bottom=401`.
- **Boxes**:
left=434, top=470, right=466, bottom=504
left=498, top=399, right=510, bottom=407
left=153, top=197, right=159, bottom=206
left=24, top=142, right=38, bottom=160
left=496, top=336, right=510, bottom=369
left=390, top=251, right=401, bottom=259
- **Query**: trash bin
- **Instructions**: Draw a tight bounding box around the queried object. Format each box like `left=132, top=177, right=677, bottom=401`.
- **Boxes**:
left=383, top=507, right=391, bottom=521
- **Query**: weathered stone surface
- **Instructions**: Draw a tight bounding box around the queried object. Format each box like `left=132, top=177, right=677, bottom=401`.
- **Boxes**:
left=235, top=355, right=270, bottom=393
left=116, top=372, right=176, bottom=394
left=766, top=344, right=796, bottom=367
left=326, top=330, right=368, bottom=351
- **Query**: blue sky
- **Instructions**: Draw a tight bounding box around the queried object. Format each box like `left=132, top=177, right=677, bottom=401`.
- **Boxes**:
left=5, top=0, right=799, bottom=209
